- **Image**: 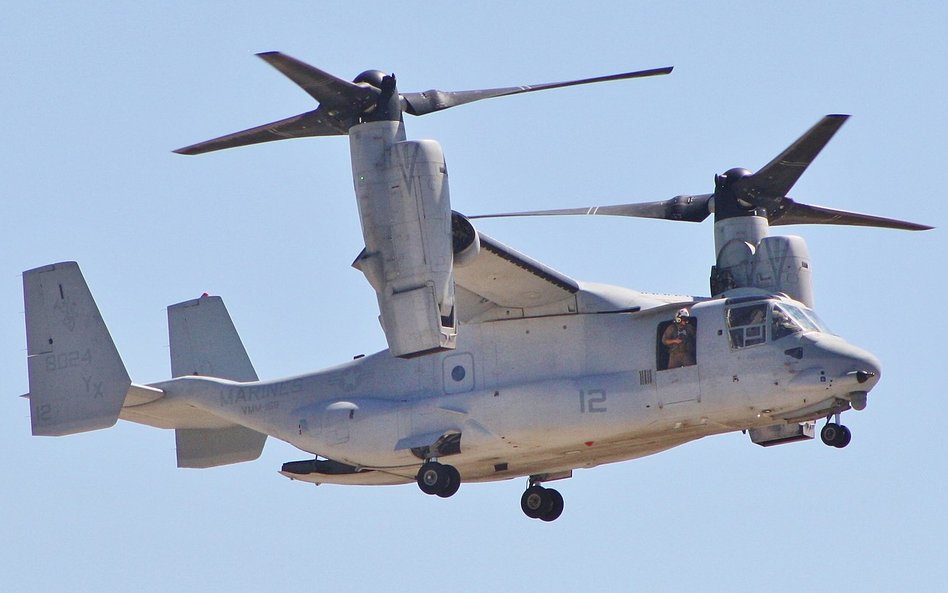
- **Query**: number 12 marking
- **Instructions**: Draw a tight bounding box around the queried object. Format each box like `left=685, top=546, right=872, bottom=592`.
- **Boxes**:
left=580, top=389, right=607, bottom=413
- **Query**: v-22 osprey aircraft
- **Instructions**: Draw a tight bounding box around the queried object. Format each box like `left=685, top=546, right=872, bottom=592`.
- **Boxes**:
left=23, top=53, right=931, bottom=521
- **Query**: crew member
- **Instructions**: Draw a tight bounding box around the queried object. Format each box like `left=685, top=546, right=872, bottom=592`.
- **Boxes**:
left=662, top=308, right=696, bottom=368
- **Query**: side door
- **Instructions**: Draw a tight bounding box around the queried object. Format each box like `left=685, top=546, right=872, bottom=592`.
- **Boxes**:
left=654, top=313, right=700, bottom=406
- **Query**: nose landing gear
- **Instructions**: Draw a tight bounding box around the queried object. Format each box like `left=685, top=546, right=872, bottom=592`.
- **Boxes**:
left=520, top=482, right=565, bottom=522
left=820, top=414, right=852, bottom=448
left=416, top=461, right=461, bottom=498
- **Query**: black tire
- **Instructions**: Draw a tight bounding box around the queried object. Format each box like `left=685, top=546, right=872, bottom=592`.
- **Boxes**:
left=416, top=462, right=447, bottom=496
left=821, top=423, right=840, bottom=446
left=437, top=465, right=461, bottom=498
left=521, top=486, right=550, bottom=519
left=540, top=488, right=564, bottom=522
left=834, top=425, right=852, bottom=448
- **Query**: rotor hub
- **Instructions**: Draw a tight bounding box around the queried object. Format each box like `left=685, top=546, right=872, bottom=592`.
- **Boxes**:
left=722, top=167, right=752, bottom=183
left=352, top=70, right=387, bottom=90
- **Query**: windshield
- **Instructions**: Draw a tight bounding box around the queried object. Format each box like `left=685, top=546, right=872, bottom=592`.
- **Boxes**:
left=798, top=305, right=832, bottom=334
left=726, top=300, right=829, bottom=348
left=772, top=303, right=829, bottom=340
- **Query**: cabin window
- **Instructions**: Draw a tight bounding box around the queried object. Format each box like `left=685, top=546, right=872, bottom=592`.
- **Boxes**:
left=727, top=304, right=767, bottom=348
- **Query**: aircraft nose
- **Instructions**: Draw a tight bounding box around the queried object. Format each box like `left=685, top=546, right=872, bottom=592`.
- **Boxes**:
left=810, top=334, right=880, bottom=374
left=791, top=335, right=882, bottom=402
left=855, top=351, right=881, bottom=385
left=848, top=348, right=881, bottom=391
left=841, top=347, right=881, bottom=411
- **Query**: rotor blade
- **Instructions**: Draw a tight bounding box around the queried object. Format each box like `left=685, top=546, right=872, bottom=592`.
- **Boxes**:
left=173, top=108, right=344, bottom=155
left=471, top=194, right=712, bottom=223
left=402, top=66, right=673, bottom=116
left=769, top=199, right=932, bottom=230
left=256, top=52, right=377, bottom=111
left=740, top=114, right=850, bottom=202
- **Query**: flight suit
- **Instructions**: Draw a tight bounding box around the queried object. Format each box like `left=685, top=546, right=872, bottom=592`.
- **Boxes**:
left=662, top=320, right=696, bottom=368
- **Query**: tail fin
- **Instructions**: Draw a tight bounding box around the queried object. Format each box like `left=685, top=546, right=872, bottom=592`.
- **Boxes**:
left=168, top=296, right=266, bottom=468
left=167, top=296, right=258, bottom=381
left=23, top=262, right=130, bottom=436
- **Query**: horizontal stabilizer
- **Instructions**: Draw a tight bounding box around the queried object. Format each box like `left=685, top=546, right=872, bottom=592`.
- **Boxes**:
left=23, top=262, right=130, bottom=436
left=168, top=295, right=265, bottom=467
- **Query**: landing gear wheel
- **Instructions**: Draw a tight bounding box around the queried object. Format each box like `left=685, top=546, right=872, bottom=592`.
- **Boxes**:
left=417, top=462, right=448, bottom=495
left=521, top=485, right=551, bottom=519
left=820, top=422, right=840, bottom=446
left=821, top=422, right=852, bottom=448
left=521, top=485, right=565, bottom=521
left=834, top=425, right=852, bottom=448
left=416, top=462, right=461, bottom=497
left=539, top=489, right=564, bottom=522
left=437, top=465, right=462, bottom=498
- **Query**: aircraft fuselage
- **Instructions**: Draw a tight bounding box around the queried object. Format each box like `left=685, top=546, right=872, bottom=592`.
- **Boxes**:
left=150, top=291, right=880, bottom=486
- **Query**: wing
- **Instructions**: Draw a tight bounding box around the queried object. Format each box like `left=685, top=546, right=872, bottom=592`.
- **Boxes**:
left=454, top=232, right=580, bottom=323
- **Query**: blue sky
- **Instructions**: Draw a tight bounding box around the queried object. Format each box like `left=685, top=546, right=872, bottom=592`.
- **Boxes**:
left=3, top=2, right=946, bottom=592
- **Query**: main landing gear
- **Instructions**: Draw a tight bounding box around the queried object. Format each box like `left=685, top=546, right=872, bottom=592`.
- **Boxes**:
left=820, top=414, right=852, bottom=448
left=416, top=460, right=461, bottom=498
left=416, top=463, right=566, bottom=521
left=521, top=481, right=565, bottom=522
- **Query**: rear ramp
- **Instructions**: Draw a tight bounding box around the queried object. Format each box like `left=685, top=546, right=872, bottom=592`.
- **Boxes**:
left=167, top=296, right=267, bottom=468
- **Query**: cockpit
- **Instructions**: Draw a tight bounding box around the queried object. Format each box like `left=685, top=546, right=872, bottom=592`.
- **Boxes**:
left=726, top=299, right=831, bottom=349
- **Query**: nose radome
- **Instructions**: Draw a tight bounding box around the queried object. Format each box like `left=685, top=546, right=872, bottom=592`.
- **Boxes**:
left=843, top=350, right=881, bottom=410
left=800, top=334, right=882, bottom=391
left=854, top=351, right=882, bottom=389
left=835, top=338, right=882, bottom=387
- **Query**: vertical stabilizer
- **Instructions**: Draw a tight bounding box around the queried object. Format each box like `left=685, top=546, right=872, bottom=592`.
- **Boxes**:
left=167, top=296, right=257, bottom=381
left=175, top=426, right=267, bottom=469
left=167, top=296, right=266, bottom=467
left=23, top=262, right=130, bottom=436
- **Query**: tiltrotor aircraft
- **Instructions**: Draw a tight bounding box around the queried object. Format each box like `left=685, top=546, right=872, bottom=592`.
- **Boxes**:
left=23, top=53, right=930, bottom=522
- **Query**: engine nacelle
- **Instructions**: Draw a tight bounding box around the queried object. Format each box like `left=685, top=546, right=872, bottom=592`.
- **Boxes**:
left=711, top=215, right=814, bottom=307
left=350, top=121, right=457, bottom=357
left=712, top=234, right=814, bottom=307
left=752, top=235, right=813, bottom=307
left=452, top=211, right=480, bottom=267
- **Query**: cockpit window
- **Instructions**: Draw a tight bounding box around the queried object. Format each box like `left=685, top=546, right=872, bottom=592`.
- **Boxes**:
left=772, top=303, right=829, bottom=339
left=771, top=304, right=804, bottom=340
left=799, top=306, right=832, bottom=334
left=727, top=304, right=767, bottom=348
left=727, top=300, right=831, bottom=349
